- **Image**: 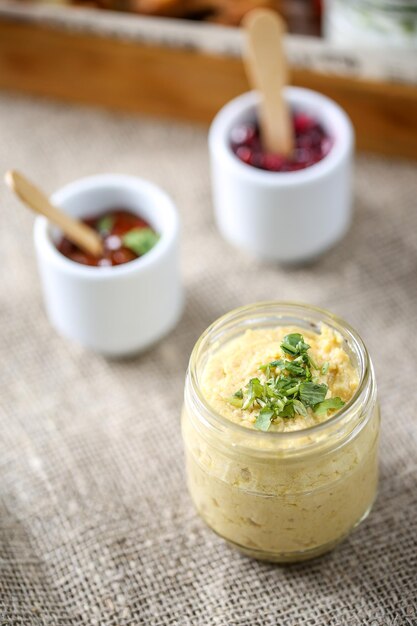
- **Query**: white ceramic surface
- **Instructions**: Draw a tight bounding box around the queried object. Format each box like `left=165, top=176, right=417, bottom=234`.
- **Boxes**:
left=209, top=87, right=354, bottom=263
left=34, top=174, right=183, bottom=356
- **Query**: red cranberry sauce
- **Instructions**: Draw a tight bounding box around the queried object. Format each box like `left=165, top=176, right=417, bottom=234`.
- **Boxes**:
left=230, top=112, right=332, bottom=172
left=57, top=209, right=153, bottom=267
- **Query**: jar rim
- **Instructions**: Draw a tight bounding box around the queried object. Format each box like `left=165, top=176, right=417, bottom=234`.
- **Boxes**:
left=187, top=301, right=374, bottom=445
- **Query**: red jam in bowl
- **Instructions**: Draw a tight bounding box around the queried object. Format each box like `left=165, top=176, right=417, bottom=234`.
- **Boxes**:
left=230, top=113, right=332, bottom=172
left=57, top=209, right=159, bottom=267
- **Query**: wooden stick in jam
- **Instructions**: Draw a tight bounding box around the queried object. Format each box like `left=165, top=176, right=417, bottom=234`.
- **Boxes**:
left=243, top=9, right=294, bottom=157
left=5, top=170, right=104, bottom=258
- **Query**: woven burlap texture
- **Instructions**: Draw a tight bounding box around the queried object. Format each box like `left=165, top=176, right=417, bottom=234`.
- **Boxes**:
left=0, top=93, right=416, bottom=626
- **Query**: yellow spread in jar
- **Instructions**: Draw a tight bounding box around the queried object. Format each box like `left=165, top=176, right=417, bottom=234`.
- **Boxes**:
left=201, top=324, right=359, bottom=432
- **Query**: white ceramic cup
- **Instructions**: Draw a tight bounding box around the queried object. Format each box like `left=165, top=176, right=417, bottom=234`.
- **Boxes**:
left=34, top=174, right=183, bottom=356
left=209, top=87, right=354, bottom=263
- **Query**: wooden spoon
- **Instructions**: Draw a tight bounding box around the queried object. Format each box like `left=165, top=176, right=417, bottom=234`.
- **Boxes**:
left=5, top=170, right=104, bottom=258
left=243, top=9, right=294, bottom=156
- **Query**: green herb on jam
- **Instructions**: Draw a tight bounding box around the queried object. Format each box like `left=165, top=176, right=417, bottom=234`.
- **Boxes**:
left=96, top=214, right=115, bottom=234
left=122, top=228, right=160, bottom=256
left=227, top=333, right=345, bottom=432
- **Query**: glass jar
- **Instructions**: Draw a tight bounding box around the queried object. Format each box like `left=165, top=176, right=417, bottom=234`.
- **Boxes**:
left=324, top=0, right=417, bottom=49
left=181, top=302, right=380, bottom=563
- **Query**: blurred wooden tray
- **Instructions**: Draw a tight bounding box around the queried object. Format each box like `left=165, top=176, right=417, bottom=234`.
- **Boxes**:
left=0, top=3, right=416, bottom=159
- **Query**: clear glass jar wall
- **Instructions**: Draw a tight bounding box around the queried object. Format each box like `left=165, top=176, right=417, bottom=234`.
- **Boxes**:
left=181, top=303, right=380, bottom=563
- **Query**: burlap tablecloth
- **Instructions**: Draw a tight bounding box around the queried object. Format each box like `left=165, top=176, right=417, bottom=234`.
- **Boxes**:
left=0, top=92, right=416, bottom=626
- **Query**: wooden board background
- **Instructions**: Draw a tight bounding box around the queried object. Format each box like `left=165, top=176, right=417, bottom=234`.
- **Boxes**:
left=0, top=19, right=416, bottom=159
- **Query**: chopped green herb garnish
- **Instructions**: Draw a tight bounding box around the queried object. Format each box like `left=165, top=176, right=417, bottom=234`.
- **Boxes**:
left=243, top=378, right=264, bottom=410
left=283, top=361, right=306, bottom=376
left=299, top=382, right=328, bottom=407
left=97, top=214, right=115, bottom=234
left=228, top=332, right=345, bottom=432
left=279, top=401, right=295, bottom=419
left=255, top=407, right=274, bottom=432
left=280, top=333, right=310, bottom=356
left=227, top=389, right=244, bottom=408
left=314, top=397, right=345, bottom=416
left=122, top=228, right=160, bottom=256
left=293, top=399, right=308, bottom=417
left=259, top=359, right=285, bottom=371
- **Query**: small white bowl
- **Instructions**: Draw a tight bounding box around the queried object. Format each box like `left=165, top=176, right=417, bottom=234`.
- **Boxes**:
left=34, top=174, right=183, bottom=356
left=209, top=87, right=354, bottom=263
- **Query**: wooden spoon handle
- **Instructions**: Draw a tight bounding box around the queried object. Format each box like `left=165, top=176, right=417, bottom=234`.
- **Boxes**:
left=243, top=9, right=294, bottom=156
left=5, top=170, right=104, bottom=258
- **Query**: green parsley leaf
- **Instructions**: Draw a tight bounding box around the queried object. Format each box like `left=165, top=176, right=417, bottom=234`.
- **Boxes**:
left=255, top=407, right=274, bottom=431
left=271, top=398, right=285, bottom=414
left=293, top=399, right=308, bottom=417
left=242, top=378, right=264, bottom=410
left=314, top=397, right=345, bottom=416
left=321, top=362, right=329, bottom=375
left=281, top=333, right=304, bottom=355
left=122, top=228, right=160, bottom=256
left=308, top=355, right=319, bottom=370
left=259, top=359, right=286, bottom=371
left=227, top=390, right=243, bottom=408
left=275, top=377, right=300, bottom=396
left=279, top=401, right=295, bottom=418
left=283, top=361, right=306, bottom=377
left=299, top=382, right=328, bottom=407
left=97, top=214, right=114, bottom=234
left=281, top=333, right=310, bottom=356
